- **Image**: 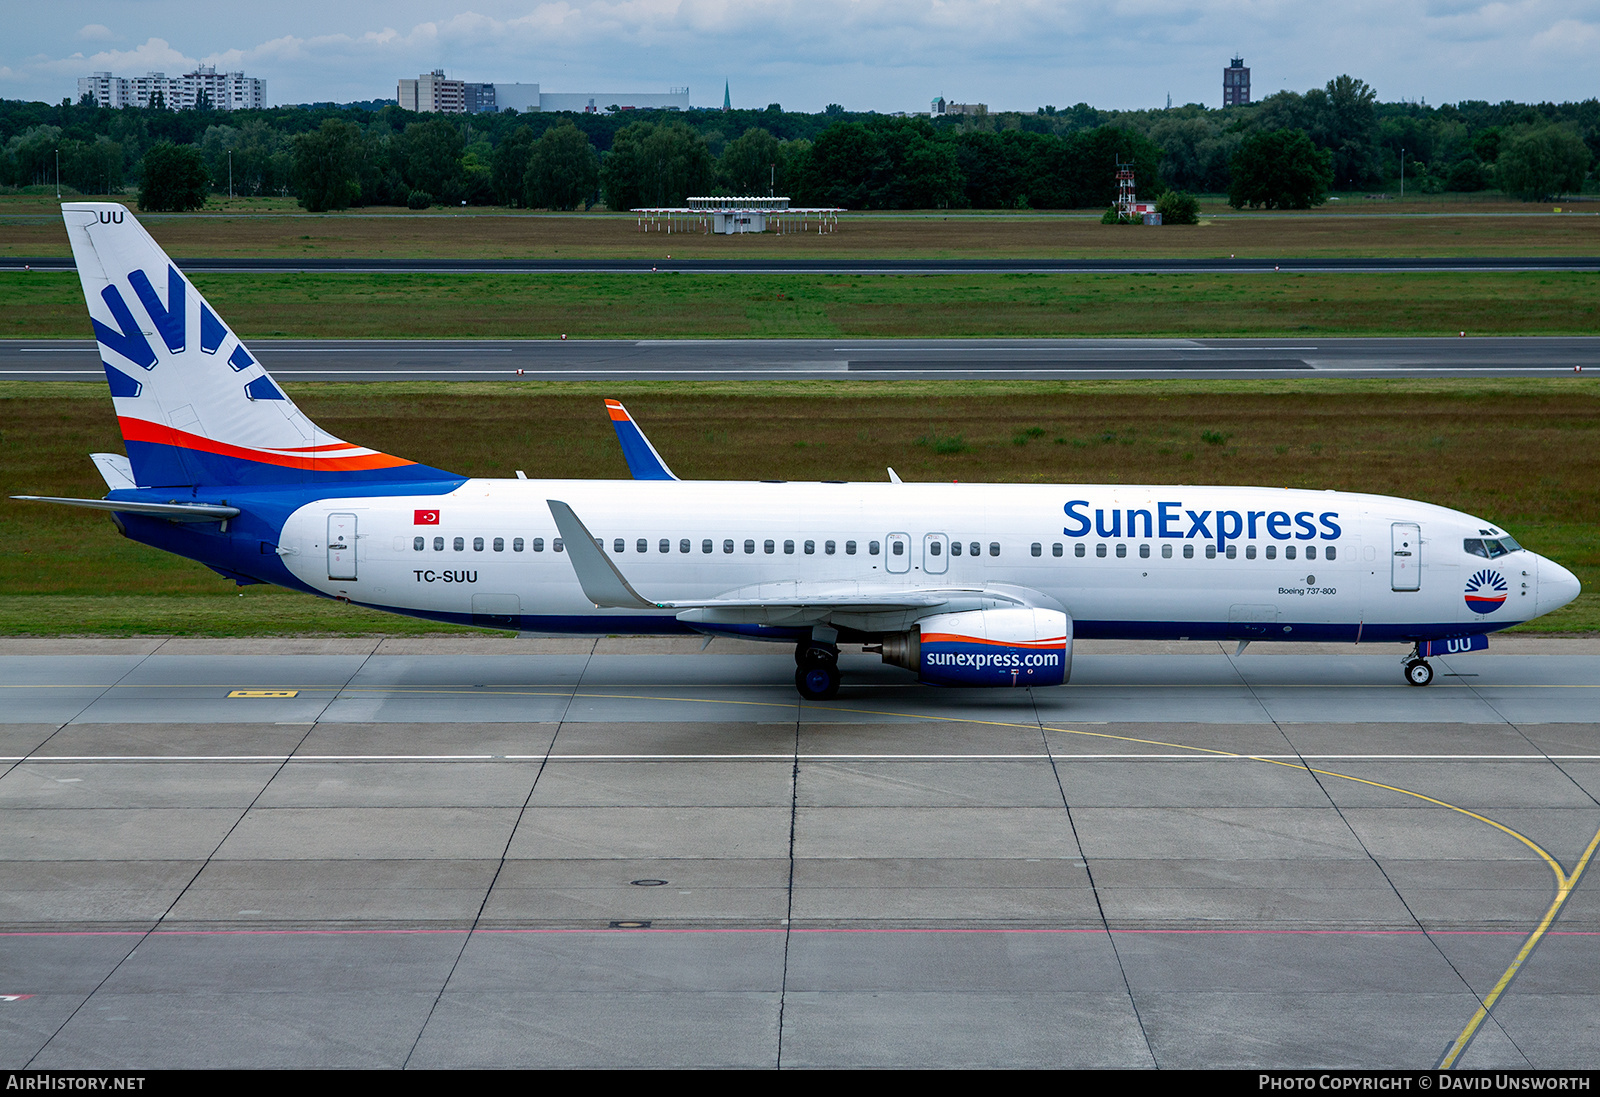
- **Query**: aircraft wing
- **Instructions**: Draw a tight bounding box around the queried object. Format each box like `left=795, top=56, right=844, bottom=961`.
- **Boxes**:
left=546, top=499, right=1054, bottom=630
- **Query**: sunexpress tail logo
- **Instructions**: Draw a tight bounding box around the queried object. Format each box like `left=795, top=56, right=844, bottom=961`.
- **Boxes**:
left=1464, top=569, right=1509, bottom=614
left=94, top=265, right=256, bottom=385
left=1063, top=500, right=1341, bottom=552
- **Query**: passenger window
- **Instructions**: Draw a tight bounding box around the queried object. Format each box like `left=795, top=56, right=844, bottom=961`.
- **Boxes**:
left=870, top=541, right=881, bottom=555
left=638, top=539, right=649, bottom=554
left=553, top=538, right=564, bottom=553
left=1325, top=546, right=1336, bottom=561
left=413, top=536, right=424, bottom=551
left=1115, top=544, right=1127, bottom=558
left=721, top=539, right=733, bottom=554
left=969, top=542, right=980, bottom=557
left=471, top=537, right=483, bottom=551
left=1285, top=545, right=1297, bottom=560
left=703, top=540, right=713, bottom=554
left=660, top=539, right=670, bottom=554
left=989, top=543, right=1000, bottom=557
left=931, top=541, right=943, bottom=556
left=1245, top=545, right=1256, bottom=560
left=493, top=537, right=504, bottom=552
left=744, top=539, right=755, bottom=554
left=764, top=539, right=775, bottom=554
left=1183, top=544, right=1194, bottom=559
left=1206, top=545, right=1217, bottom=559
left=825, top=540, right=836, bottom=555
left=1162, top=544, right=1172, bottom=559
left=454, top=537, right=465, bottom=551
left=803, top=540, right=815, bottom=555
left=1139, top=544, right=1150, bottom=559
left=434, top=536, right=445, bottom=551
left=892, top=541, right=904, bottom=556
left=784, top=540, right=795, bottom=554
left=846, top=541, right=857, bottom=555
left=951, top=542, right=962, bottom=556
left=530, top=537, right=542, bottom=552
left=613, top=539, right=625, bottom=553
left=1096, top=544, right=1107, bottom=558
left=1265, top=545, right=1277, bottom=560
left=1053, top=544, right=1063, bottom=557
left=1225, top=545, right=1236, bottom=559
left=514, top=538, right=525, bottom=552
left=1031, top=543, right=1041, bottom=557
left=1306, top=545, right=1316, bottom=560
left=680, top=539, right=690, bottom=553
left=1075, top=544, right=1086, bottom=558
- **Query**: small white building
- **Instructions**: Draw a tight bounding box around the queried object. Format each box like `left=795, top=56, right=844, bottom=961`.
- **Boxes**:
left=633, top=198, right=844, bottom=235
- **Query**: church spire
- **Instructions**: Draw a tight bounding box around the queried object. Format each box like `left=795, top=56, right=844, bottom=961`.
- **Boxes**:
left=723, top=80, right=731, bottom=112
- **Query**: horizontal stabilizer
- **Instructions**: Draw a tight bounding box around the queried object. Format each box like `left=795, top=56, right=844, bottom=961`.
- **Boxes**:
left=11, top=495, right=239, bottom=521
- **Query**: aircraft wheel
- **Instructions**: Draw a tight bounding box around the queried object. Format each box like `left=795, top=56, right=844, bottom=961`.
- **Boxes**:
left=796, top=642, right=839, bottom=667
left=796, top=662, right=841, bottom=700
left=1404, top=659, right=1434, bottom=687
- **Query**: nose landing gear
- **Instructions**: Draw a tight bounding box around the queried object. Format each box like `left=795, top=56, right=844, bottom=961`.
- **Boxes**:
left=795, top=641, right=841, bottom=700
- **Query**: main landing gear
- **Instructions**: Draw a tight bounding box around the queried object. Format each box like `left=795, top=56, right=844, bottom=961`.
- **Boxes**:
left=1403, top=647, right=1435, bottom=687
left=795, top=641, right=841, bottom=700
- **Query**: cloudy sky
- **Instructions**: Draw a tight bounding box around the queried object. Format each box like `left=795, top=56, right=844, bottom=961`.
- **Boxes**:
left=3, top=1, right=1596, bottom=113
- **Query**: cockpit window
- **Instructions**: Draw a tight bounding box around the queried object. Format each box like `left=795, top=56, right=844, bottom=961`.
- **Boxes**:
left=1465, top=537, right=1520, bottom=559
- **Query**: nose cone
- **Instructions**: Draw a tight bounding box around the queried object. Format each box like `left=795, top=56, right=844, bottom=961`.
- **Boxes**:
left=1535, top=556, right=1582, bottom=618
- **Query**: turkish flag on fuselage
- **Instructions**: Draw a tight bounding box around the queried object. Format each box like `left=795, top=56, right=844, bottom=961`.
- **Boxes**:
left=414, top=509, right=440, bottom=525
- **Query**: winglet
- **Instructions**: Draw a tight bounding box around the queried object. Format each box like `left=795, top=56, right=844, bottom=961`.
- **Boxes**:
left=546, top=500, right=660, bottom=610
left=605, top=399, right=679, bottom=481
left=887, top=467, right=903, bottom=484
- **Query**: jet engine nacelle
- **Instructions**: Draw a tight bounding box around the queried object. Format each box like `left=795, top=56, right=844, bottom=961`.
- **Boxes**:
left=876, top=607, right=1071, bottom=687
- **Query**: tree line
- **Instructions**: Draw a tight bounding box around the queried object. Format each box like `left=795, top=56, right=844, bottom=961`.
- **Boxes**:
left=2, top=78, right=1595, bottom=212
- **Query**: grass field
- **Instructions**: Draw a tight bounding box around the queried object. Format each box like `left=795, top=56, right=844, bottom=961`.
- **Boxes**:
left=2, top=378, right=1595, bottom=635
left=7, top=269, right=1600, bottom=340
left=4, top=195, right=1597, bottom=260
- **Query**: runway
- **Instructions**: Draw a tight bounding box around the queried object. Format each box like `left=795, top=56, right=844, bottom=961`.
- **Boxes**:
left=2, top=635, right=1598, bottom=1068
left=6, top=336, right=1598, bottom=382
left=7, top=255, right=1599, bottom=274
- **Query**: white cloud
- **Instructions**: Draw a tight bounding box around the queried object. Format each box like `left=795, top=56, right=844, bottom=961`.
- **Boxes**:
left=77, top=24, right=115, bottom=42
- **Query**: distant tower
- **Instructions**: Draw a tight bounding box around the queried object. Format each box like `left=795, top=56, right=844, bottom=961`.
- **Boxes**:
left=1116, top=159, right=1137, bottom=218
left=723, top=80, right=731, bottom=112
left=1224, top=56, right=1250, bottom=106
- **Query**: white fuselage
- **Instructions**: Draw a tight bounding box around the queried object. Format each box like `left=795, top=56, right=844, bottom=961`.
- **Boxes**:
left=276, top=479, right=1574, bottom=642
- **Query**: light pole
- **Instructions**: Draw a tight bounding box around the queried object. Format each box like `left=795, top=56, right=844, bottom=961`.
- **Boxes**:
left=1400, top=146, right=1405, bottom=200
left=54, top=148, right=60, bottom=199
left=228, top=150, right=233, bottom=199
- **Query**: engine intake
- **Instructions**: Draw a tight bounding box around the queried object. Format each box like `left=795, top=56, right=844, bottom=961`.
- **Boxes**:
left=874, top=607, right=1071, bottom=687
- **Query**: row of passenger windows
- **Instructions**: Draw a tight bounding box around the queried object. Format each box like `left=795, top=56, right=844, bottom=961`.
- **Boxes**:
left=414, top=535, right=560, bottom=553
left=409, top=536, right=1002, bottom=557
left=1031, top=541, right=1335, bottom=561
left=409, top=534, right=1332, bottom=562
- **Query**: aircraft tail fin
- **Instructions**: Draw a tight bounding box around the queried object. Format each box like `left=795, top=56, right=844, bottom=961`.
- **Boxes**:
left=62, top=202, right=455, bottom=489
left=605, top=399, right=679, bottom=481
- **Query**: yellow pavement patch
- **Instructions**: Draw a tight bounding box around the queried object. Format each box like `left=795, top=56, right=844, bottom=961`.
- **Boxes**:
left=227, top=689, right=300, bottom=698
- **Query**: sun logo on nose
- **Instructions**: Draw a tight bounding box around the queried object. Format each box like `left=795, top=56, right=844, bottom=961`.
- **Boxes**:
left=1464, top=569, right=1508, bottom=614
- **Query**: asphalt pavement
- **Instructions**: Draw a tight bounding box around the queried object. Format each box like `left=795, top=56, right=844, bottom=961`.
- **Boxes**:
left=2, top=635, right=1598, bottom=1068
left=5, top=336, right=1597, bottom=382
left=6, top=255, right=1599, bottom=274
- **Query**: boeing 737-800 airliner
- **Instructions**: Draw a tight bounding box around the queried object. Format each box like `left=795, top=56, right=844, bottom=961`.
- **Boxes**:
left=14, top=204, right=1582, bottom=699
